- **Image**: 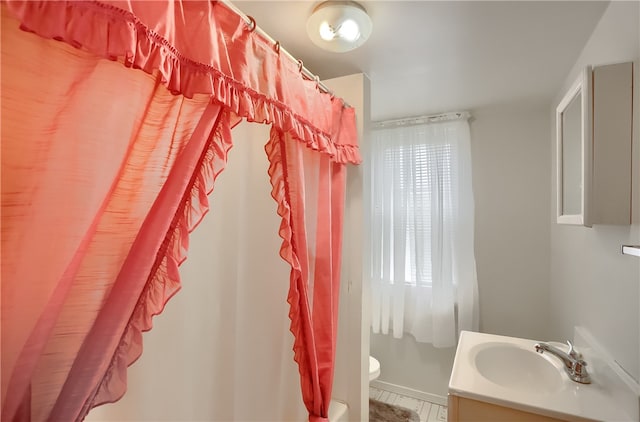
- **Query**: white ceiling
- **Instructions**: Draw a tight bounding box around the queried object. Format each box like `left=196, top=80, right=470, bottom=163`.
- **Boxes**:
left=233, top=1, right=609, bottom=121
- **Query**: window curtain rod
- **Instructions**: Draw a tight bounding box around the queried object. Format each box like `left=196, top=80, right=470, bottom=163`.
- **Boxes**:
left=219, top=0, right=348, bottom=106
left=374, top=111, right=471, bottom=128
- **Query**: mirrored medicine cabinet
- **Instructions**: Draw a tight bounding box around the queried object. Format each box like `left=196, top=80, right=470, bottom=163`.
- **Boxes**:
left=556, top=61, right=634, bottom=227
left=556, top=66, right=591, bottom=226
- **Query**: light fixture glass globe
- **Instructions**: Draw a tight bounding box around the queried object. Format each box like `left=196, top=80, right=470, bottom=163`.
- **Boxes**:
left=337, top=19, right=360, bottom=42
left=306, top=1, right=372, bottom=53
left=319, top=21, right=335, bottom=41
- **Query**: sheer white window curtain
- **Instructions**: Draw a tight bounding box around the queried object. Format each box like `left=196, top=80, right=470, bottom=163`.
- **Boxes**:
left=369, top=117, right=478, bottom=348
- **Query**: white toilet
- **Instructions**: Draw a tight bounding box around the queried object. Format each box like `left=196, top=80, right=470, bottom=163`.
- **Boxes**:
left=369, top=356, right=381, bottom=382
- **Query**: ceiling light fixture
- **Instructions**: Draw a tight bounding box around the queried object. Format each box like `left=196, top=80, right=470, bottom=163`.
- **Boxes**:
left=307, top=1, right=372, bottom=53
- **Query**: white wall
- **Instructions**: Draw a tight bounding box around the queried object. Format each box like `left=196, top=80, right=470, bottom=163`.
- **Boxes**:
left=87, top=122, right=307, bottom=421
left=471, top=104, right=552, bottom=341
left=370, top=333, right=455, bottom=397
left=370, top=103, right=552, bottom=397
left=323, top=73, right=371, bottom=422
left=549, top=1, right=640, bottom=382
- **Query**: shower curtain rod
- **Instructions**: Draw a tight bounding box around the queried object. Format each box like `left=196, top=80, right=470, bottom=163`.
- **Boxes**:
left=219, top=0, right=347, bottom=106
left=374, top=111, right=471, bottom=128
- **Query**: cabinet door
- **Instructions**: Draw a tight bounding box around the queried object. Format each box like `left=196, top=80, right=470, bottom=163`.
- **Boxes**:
left=448, top=395, right=569, bottom=422
left=592, top=61, right=634, bottom=225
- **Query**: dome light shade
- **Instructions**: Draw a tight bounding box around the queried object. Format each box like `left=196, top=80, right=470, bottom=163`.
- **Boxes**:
left=338, top=19, right=360, bottom=42
left=319, top=22, right=336, bottom=41
left=307, top=1, right=372, bottom=53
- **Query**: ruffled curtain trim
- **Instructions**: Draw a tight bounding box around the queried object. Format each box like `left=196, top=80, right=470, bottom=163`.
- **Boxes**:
left=264, top=128, right=317, bottom=416
left=4, top=0, right=362, bottom=165
left=79, top=112, right=235, bottom=417
left=267, top=127, right=344, bottom=421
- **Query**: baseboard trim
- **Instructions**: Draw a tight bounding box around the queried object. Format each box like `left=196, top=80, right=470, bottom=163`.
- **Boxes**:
left=371, top=380, right=448, bottom=406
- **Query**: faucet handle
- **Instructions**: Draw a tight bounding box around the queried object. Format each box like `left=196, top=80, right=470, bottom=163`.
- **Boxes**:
left=566, top=340, right=575, bottom=355
left=571, top=359, right=591, bottom=383
left=567, top=340, right=585, bottom=360
left=567, top=341, right=591, bottom=383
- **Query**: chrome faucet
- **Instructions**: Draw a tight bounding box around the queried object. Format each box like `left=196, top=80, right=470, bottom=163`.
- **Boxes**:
left=534, top=340, right=591, bottom=384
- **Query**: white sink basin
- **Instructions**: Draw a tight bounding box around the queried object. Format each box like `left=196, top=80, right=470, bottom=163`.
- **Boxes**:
left=472, top=342, right=564, bottom=393
left=449, top=331, right=635, bottom=421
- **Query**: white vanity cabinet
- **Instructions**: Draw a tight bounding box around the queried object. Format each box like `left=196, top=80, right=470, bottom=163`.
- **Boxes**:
left=556, top=61, right=634, bottom=226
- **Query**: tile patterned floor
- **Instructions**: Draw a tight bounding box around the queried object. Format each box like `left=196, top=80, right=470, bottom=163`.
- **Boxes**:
left=370, top=386, right=447, bottom=422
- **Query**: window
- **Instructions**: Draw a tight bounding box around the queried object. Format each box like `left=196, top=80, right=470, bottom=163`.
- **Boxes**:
left=368, top=117, right=478, bottom=347
left=373, top=141, right=454, bottom=286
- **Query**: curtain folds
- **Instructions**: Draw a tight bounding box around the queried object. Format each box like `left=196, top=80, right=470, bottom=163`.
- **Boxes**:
left=3, top=0, right=360, bottom=164
left=1, top=1, right=360, bottom=421
left=266, top=129, right=346, bottom=420
left=370, top=120, right=478, bottom=348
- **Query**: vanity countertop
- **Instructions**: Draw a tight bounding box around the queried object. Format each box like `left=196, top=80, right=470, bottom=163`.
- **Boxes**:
left=449, top=331, right=636, bottom=422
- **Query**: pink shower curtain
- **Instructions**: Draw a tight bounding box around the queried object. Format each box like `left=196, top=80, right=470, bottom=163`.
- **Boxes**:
left=1, top=1, right=361, bottom=421
left=266, top=127, right=349, bottom=421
